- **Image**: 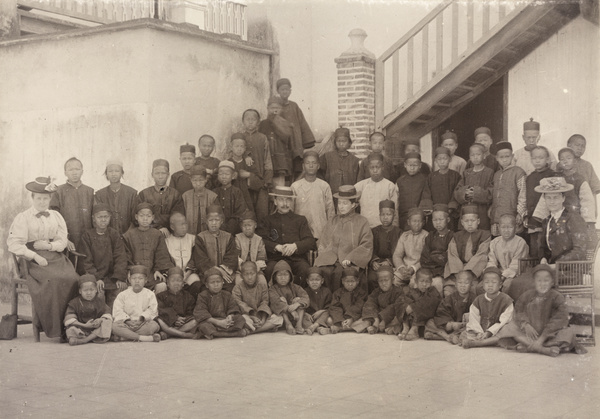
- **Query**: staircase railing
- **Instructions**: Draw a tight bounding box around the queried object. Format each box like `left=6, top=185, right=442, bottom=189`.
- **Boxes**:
left=17, top=0, right=247, bottom=40
left=375, top=0, right=527, bottom=130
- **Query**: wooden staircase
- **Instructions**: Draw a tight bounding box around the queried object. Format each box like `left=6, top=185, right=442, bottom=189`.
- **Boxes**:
left=375, top=0, right=581, bottom=145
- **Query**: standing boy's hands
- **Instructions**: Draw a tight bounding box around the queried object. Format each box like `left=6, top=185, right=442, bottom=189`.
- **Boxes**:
left=97, top=280, right=105, bottom=293
left=154, top=271, right=166, bottom=283
left=116, top=280, right=128, bottom=290
left=159, top=227, right=171, bottom=238
left=341, top=259, right=352, bottom=268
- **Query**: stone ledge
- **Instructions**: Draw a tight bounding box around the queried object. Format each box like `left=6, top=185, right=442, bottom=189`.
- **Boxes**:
left=0, top=18, right=276, bottom=56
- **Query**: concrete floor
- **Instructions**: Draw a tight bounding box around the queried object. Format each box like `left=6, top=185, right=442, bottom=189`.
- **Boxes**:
left=0, top=320, right=598, bottom=419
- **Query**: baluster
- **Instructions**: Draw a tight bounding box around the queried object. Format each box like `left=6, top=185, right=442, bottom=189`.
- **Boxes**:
left=436, top=13, right=443, bottom=74
left=482, top=2, right=490, bottom=34
left=467, top=0, right=473, bottom=47
left=499, top=3, right=506, bottom=19
left=392, top=50, right=400, bottom=110
left=451, top=1, right=458, bottom=62
left=407, top=37, right=414, bottom=98
left=422, top=23, right=429, bottom=88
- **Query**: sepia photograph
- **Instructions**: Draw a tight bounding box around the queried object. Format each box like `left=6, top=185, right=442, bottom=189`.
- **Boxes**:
left=0, top=0, right=598, bottom=417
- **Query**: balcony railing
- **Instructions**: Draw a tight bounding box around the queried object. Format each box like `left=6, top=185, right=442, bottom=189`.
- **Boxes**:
left=375, top=0, right=527, bottom=129
left=17, top=0, right=247, bottom=40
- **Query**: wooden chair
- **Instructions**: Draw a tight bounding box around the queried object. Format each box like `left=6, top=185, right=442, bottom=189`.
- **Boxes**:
left=11, top=251, right=85, bottom=341
left=555, top=229, right=600, bottom=346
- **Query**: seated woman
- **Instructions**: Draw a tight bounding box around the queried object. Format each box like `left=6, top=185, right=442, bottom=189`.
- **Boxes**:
left=507, top=177, right=588, bottom=301
left=7, top=177, right=80, bottom=340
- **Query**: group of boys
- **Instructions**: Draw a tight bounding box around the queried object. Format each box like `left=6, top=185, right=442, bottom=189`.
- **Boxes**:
left=46, top=82, right=594, bottom=356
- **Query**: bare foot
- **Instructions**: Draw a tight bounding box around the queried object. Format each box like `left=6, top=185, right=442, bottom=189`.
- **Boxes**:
left=367, top=326, right=377, bottom=335
left=318, top=327, right=331, bottom=335
left=286, top=325, right=296, bottom=335
left=152, top=333, right=161, bottom=342
left=330, top=325, right=340, bottom=334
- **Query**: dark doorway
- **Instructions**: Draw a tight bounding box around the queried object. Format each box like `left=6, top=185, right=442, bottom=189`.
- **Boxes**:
left=435, top=75, right=506, bottom=162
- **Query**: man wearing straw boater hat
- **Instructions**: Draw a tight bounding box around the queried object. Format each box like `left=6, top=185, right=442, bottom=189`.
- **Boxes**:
left=257, top=186, right=316, bottom=286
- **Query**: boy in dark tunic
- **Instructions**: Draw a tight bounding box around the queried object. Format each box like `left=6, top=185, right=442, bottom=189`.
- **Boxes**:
left=524, top=146, right=556, bottom=257
left=191, top=205, right=238, bottom=293
left=195, top=135, right=221, bottom=190
left=259, top=96, right=294, bottom=186
left=181, top=165, right=218, bottom=236
left=277, top=78, right=315, bottom=178
left=357, top=132, right=397, bottom=182
left=50, top=157, right=94, bottom=254
left=567, top=134, right=600, bottom=195
left=229, top=133, right=260, bottom=213
left=241, top=109, right=273, bottom=221
left=64, top=274, right=112, bottom=346
left=79, top=203, right=128, bottom=309
left=420, top=204, right=454, bottom=295
left=397, top=268, right=442, bottom=341
left=170, top=143, right=197, bottom=195
left=94, top=158, right=137, bottom=235
left=454, top=143, right=494, bottom=230
left=122, top=203, right=174, bottom=293
left=135, top=159, right=184, bottom=234
left=302, top=267, right=332, bottom=335
left=497, top=264, right=587, bottom=356
left=368, top=200, right=402, bottom=292
left=396, top=152, right=427, bottom=229
left=395, top=139, right=431, bottom=178
left=213, top=160, right=248, bottom=235
left=327, top=268, right=368, bottom=334
left=420, top=147, right=461, bottom=231
left=468, top=127, right=500, bottom=173
left=354, top=266, right=405, bottom=334
left=426, top=271, right=476, bottom=344
left=319, top=127, right=360, bottom=195
left=445, top=205, right=491, bottom=294
left=194, top=268, right=247, bottom=339
left=156, top=267, right=197, bottom=339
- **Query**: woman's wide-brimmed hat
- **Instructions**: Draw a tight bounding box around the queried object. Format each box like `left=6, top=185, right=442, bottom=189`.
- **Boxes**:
left=333, top=185, right=360, bottom=200
left=269, top=186, right=297, bottom=198
left=26, top=177, right=57, bottom=194
left=534, top=177, right=574, bottom=194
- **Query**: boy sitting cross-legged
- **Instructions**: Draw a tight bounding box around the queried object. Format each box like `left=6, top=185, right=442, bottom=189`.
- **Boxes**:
left=327, top=267, right=368, bottom=334
left=461, top=267, right=513, bottom=349
left=156, top=267, right=198, bottom=340
left=268, top=260, right=310, bottom=335
left=193, top=268, right=247, bottom=339
left=396, top=268, right=442, bottom=341
left=111, top=265, right=161, bottom=342
left=232, top=261, right=283, bottom=334
left=64, top=274, right=113, bottom=346
left=425, top=270, right=476, bottom=344
left=302, top=267, right=332, bottom=336
left=353, top=266, right=405, bottom=334
left=496, top=264, right=587, bottom=356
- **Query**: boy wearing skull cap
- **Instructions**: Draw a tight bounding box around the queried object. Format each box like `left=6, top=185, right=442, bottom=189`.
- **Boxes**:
left=396, top=138, right=431, bottom=178
left=95, top=158, right=138, bottom=235
left=79, top=203, right=128, bottom=309
left=135, top=159, right=184, bottom=235
left=170, top=143, right=197, bottom=195
left=319, top=127, right=360, bottom=195
left=277, top=78, right=316, bottom=178
left=213, top=160, right=248, bottom=235
left=181, top=165, right=217, bottom=235
left=513, top=118, right=558, bottom=175
left=64, top=274, right=113, bottom=346
left=259, top=96, right=294, bottom=186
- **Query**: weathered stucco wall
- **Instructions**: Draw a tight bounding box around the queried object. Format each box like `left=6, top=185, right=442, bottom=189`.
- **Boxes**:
left=0, top=21, right=272, bottom=294
left=507, top=16, right=599, bottom=172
